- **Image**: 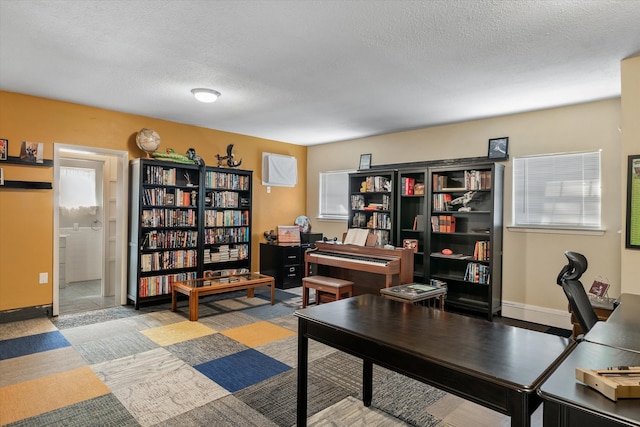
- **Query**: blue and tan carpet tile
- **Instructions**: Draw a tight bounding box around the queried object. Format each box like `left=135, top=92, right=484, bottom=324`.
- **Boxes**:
left=0, top=287, right=552, bottom=426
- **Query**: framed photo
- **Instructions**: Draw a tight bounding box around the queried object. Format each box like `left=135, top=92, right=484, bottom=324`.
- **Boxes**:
left=625, top=154, right=640, bottom=249
left=277, top=225, right=301, bottom=243
left=0, top=139, right=7, bottom=161
left=359, top=153, right=372, bottom=170
left=19, top=141, right=44, bottom=163
left=488, top=137, right=509, bottom=160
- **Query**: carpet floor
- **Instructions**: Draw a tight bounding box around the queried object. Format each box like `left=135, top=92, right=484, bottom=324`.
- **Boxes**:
left=0, top=287, right=559, bottom=426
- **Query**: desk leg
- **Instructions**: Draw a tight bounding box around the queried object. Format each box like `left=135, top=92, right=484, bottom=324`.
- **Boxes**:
left=297, top=319, right=309, bottom=426
left=508, top=391, right=531, bottom=427
left=171, top=289, right=177, bottom=312
left=363, top=359, right=373, bottom=407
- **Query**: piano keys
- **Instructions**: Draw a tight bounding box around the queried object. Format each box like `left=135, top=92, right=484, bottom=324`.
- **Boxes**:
left=305, top=241, right=414, bottom=296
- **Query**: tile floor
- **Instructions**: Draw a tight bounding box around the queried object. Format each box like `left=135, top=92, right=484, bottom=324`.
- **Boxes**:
left=59, top=280, right=116, bottom=315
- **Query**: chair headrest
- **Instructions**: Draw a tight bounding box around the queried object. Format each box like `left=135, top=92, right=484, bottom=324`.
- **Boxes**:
left=556, top=251, right=588, bottom=285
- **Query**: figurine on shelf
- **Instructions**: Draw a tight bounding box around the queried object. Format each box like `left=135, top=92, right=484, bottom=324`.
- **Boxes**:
left=264, top=230, right=277, bottom=244
left=215, top=144, right=243, bottom=168
left=186, top=148, right=205, bottom=166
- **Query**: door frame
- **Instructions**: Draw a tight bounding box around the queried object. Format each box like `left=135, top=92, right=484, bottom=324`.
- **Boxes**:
left=53, top=144, right=128, bottom=316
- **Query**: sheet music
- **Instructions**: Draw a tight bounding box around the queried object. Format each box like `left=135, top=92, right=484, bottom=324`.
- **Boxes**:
left=343, top=228, right=369, bottom=246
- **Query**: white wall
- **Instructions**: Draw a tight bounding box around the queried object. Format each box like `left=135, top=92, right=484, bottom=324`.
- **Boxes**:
left=307, top=98, right=622, bottom=328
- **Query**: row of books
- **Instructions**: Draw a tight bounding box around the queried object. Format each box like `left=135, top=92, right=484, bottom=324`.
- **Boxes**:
left=205, top=190, right=242, bottom=208
left=143, top=166, right=184, bottom=186
left=140, top=249, right=198, bottom=272
left=401, top=177, right=427, bottom=195
left=138, top=271, right=198, bottom=297
left=203, top=244, right=249, bottom=263
left=431, top=215, right=456, bottom=232
left=464, top=262, right=491, bottom=284
left=205, top=171, right=250, bottom=191
left=432, top=170, right=492, bottom=191
left=204, top=209, right=249, bottom=227
left=367, top=212, right=392, bottom=230
left=370, top=229, right=390, bottom=246
left=473, top=240, right=490, bottom=261
left=142, top=230, right=198, bottom=249
left=141, top=208, right=197, bottom=228
left=362, top=176, right=392, bottom=192
left=203, top=226, right=250, bottom=244
left=143, top=188, right=196, bottom=207
left=432, top=193, right=453, bottom=211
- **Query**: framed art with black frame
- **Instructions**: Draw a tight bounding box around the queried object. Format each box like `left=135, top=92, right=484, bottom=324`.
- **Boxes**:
left=488, top=137, right=509, bottom=160
left=626, top=154, right=640, bottom=249
left=0, top=139, right=7, bottom=161
left=359, top=153, right=372, bottom=170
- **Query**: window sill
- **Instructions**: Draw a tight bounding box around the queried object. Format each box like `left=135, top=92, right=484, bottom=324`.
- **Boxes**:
left=316, top=216, right=348, bottom=222
left=506, top=225, right=606, bottom=236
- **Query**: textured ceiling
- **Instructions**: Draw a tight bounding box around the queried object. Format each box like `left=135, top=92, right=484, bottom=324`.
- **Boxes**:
left=1, top=0, right=639, bottom=146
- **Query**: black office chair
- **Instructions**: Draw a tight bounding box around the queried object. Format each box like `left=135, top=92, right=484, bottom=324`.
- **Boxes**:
left=557, top=251, right=599, bottom=335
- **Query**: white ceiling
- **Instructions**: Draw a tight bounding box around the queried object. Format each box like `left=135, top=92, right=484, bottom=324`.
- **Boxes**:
left=1, top=1, right=639, bottom=146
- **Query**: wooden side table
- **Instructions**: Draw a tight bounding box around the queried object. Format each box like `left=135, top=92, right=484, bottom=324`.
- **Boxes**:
left=380, top=283, right=446, bottom=310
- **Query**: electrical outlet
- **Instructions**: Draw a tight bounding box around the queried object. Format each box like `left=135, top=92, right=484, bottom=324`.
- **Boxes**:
left=39, top=272, right=48, bottom=284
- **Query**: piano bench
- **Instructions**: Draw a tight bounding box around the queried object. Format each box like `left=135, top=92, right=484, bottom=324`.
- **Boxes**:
left=302, top=276, right=354, bottom=308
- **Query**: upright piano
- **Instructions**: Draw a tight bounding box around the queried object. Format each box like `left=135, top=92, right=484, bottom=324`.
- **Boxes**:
left=304, top=241, right=414, bottom=296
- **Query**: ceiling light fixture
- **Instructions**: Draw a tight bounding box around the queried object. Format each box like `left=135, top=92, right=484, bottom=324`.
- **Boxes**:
left=191, top=88, right=221, bottom=103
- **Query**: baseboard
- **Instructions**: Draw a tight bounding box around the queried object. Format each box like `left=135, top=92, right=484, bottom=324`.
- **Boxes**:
left=0, top=305, right=53, bottom=324
left=501, top=300, right=572, bottom=330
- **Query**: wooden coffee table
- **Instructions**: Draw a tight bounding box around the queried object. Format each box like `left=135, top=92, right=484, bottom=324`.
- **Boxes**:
left=171, top=273, right=275, bottom=321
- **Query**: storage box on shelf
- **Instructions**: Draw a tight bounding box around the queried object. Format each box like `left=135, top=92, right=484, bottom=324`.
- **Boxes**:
left=348, top=170, right=396, bottom=246
left=427, top=164, right=503, bottom=320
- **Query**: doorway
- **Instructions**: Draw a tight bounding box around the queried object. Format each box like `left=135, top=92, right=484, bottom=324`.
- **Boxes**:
left=53, top=145, right=128, bottom=316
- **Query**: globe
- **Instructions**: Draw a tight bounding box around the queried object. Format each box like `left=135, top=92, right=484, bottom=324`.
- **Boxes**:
left=295, top=215, right=311, bottom=233
left=136, top=128, right=161, bottom=157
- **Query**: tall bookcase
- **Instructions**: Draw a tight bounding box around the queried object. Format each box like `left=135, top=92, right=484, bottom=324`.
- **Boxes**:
left=348, top=169, right=396, bottom=246
left=128, top=158, right=253, bottom=308
left=396, top=168, right=427, bottom=282
left=426, top=163, right=503, bottom=320
left=201, top=167, right=252, bottom=277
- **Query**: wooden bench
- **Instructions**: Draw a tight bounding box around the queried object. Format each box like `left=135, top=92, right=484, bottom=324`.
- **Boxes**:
left=302, top=275, right=354, bottom=308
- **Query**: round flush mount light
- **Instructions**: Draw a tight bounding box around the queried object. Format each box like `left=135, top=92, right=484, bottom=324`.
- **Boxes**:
left=191, top=88, right=221, bottom=103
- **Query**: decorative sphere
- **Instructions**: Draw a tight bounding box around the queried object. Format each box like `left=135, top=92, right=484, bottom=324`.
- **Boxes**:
left=295, top=215, right=311, bottom=233
left=136, top=128, right=161, bottom=156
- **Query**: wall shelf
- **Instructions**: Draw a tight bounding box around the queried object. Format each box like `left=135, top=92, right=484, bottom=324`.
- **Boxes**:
left=2, top=156, right=53, bottom=167
left=0, top=180, right=53, bottom=190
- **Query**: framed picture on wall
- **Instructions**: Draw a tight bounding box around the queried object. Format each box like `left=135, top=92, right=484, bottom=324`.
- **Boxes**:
left=0, top=139, right=7, bottom=161
left=626, top=154, right=640, bottom=249
left=359, top=153, right=372, bottom=170
left=488, top=137, right=509, bottom=160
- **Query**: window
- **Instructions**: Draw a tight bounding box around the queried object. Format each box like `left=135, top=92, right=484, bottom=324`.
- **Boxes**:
left=319, top=170, right=353, bottom=220
left=59, top=166, right=98, bottom=215
left=513, top=151, right=601, bottom=229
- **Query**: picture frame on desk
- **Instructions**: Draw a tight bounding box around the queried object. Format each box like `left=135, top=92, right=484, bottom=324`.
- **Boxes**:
left=359, top=153, right=371, bottom=170
left=488, top=137, right=509, bottom=160
left=625, top=154, right=640, bottom=249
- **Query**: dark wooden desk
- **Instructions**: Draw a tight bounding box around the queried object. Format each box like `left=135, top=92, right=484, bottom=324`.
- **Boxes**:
left=584, top=293, right=640, bottom=353
left=538, top=341, right=640, bottom=427
left=295, top=294, right=573, bottom=427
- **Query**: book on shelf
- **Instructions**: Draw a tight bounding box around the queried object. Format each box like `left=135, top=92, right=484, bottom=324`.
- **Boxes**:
left=414, top=183, right=425, bottom=195
left=413, top=214, right=426, bottom=231
left=401, top=177, right=415, bottom=195
left=473, top=241, right=490, bottom=261
left=430, top=215, right=456, bottom=232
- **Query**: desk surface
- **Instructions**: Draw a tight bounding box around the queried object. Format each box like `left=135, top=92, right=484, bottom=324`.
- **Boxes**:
left=538, top=341, right=640, bottom=426
left=584, top=293, right=640, bottom=353
left=296, top=294, right=571, bottom=393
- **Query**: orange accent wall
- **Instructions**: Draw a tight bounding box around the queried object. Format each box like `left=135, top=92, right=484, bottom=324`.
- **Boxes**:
left=0, top=91, right=307, bottom=311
